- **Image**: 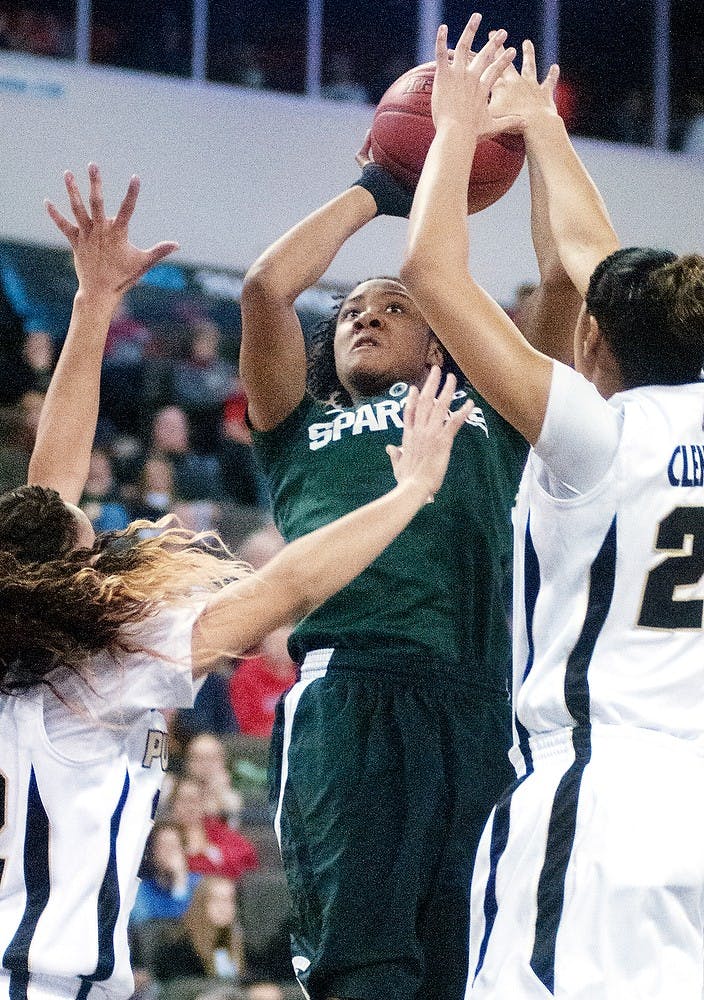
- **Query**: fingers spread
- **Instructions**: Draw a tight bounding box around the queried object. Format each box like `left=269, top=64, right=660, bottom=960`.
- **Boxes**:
left=545, top=62, right=560, bottom=93
left=481, top=46, right=517, bottom=91
left=435, top=23, right=450, bottom=71
left=455, top=12, right=482, bottom=61
left=403, top=383, right=419, bottom=431
left=145, top=241, right=180, bottom=268
left=472, top=27, right=508, bottom=79
left=435, top=370, right=457, bottom=413
left=45, top=199, right=79, bottom=243
left=64, top=170, right=91, bottom=230
left=88, top=162, right=106, bottom=225
left=451, top=398, right=476, bottom=433
left=521, top=39, right=537, bottom=80
left=418, top=365, right=442, bottom=412
left=115, top=175, right=140, bottom=230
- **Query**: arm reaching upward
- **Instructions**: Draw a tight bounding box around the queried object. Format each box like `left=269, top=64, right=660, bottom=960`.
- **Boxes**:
left=240, top=160, right=413, bottom=430
left=192, top=367, right=473, bottom=673
left=240, top=186, right=377, bottom=431
left=488, top=49, right=581, bottom=363
left=504, top=40, right=620, bottom=298
left=30, top=165, right=178, bottom=503
left=401, top=17, right=551, bottom=442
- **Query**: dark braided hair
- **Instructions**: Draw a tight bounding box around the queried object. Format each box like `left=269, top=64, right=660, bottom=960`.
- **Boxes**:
left=586, top=248, right=704, bottom=388
left=306, top=276, right=465, bottom=406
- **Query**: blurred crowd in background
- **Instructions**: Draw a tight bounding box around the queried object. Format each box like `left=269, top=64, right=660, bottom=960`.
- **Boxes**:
left=1, top=3, right=701, bottom=996
left=2, top=0, right=704, bottom=152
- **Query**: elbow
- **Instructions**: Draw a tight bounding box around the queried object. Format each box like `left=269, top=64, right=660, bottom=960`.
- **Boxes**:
left=242, top=259, right=294, bottom=310
left=399, top=252, right=440, bottom=301
left=538, top=253, right=573, bottom=289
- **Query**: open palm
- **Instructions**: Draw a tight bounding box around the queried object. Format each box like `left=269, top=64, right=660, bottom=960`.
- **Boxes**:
left=45, top=163, right=178, bottom=300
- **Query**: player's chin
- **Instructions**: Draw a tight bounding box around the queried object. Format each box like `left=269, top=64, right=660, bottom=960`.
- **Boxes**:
left=344, top=359, right=397, bottom=398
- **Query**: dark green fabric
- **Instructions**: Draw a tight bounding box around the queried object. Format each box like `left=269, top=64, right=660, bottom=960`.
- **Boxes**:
left=269, top=655, right=515, bottom=1000
left=256, top=378, right=527, bottom=1000
left=252, top=381, right=527, bottom=692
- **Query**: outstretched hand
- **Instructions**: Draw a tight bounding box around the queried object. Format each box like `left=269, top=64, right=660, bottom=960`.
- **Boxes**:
left=488, top=39, right=560, bottom=127
left=431, top=13, right=519, bottom=138
left=386, top=366, right=474, bottom=501
left=45, top=163, right=179, bottom=302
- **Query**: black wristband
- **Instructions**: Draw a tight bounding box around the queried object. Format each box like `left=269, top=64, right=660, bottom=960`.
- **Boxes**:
left=351, top=163, right=414, bottom=218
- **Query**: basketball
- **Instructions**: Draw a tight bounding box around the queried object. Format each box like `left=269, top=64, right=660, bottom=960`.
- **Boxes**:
left=369, top=61, right=525, bottom=214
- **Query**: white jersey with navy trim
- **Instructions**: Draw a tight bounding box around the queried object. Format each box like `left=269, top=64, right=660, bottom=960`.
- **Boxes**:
left=468, top=373, right=704, bottom=999
left=511, top=377, right=704, bottom=768
left=0, top=603, right=203, bottom=1000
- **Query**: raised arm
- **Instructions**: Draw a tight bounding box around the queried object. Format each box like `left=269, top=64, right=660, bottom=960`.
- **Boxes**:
left=508, top=41, right=620, bottom=298
left=192, top=368, right=472, bottom=673
left=510, top=154, right=582, bottom=365
left=240, top=188, right=377, bottom=431
left=401, top=17, right=552, bottom=443
left=30, top=165, right=178, bottom=503
left=240, top=165, right=412, bottom=431
left=488, top=55, right=581, bottom=363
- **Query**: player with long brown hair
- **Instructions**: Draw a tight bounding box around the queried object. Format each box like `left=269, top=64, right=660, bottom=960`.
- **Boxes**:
left=0, top=166, right=469, bottom=1000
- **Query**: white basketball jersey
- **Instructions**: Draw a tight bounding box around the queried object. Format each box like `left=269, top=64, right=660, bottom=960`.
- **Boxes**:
left=0, top=604, right=201, bottom=1000
left=512, top=382, right=704, bottom=772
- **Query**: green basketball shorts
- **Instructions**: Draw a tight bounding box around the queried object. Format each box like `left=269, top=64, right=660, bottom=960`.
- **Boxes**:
left=268, top=646, right=514, bottom=1000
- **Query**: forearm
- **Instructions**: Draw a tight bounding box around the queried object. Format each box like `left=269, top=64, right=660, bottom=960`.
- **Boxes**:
left=244, top=187, right=377, bottom=303
left=240, top=185, right=379, bottom=427
left=523, top=112, right=619, bottom=296
left=517, top=154, right=582, bottom=362
left=404, top=122, right=475, bottom=286
left=28, top=289, right=117, bottom=503
left=402, top=116, right=552, bottom=445
left=527, top=153, right=561, bottom=281
left=196, top=477, right=430, bottom=666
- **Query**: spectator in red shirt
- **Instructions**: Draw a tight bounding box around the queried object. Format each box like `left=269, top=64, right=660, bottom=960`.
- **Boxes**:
left=166, top=775, right=259, bottom=881
left=229, top=627, right=297, bottom=738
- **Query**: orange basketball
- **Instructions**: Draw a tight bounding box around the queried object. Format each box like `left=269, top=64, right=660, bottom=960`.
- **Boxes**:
left=369, top=61, right=525, bottom=214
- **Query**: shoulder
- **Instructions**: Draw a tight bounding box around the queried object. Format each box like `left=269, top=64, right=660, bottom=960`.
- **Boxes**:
left=250, top=394, right=321, bottom=449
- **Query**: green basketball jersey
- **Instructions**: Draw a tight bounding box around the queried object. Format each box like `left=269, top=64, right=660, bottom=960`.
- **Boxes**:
left=251, top=379, right=528, bottom=689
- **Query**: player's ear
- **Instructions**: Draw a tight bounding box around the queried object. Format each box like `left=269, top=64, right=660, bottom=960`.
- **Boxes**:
left=584, top=314, right=601, bottom=358
left=426, top=335, right=445, bottom=369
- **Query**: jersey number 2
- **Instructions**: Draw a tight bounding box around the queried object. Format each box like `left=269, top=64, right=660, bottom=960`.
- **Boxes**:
left=638, top=506, right=704, bottom=629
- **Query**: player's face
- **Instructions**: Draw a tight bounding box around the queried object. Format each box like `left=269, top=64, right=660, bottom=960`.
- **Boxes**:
left=333, top=278, right=442, bottom=402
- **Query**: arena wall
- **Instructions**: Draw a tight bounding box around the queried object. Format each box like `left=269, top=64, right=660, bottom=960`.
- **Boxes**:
left=1, top=51, right=702, bottom=303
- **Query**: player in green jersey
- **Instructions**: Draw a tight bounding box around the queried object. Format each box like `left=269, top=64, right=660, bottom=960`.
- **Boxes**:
left=239, top=95, right=580, bottom=1000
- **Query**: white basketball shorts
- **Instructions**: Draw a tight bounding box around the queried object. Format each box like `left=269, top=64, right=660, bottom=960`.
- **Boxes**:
left=467, top=725, right=704, bottom=999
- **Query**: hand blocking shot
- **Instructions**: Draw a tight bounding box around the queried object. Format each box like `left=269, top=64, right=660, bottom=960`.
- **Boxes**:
left=0, top=167, right=468, bottom=1000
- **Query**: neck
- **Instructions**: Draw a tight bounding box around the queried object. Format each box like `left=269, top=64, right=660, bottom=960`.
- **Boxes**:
left=593, top=356, right=625, bottom=400
left=345, top=370, right=430, bottom=406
